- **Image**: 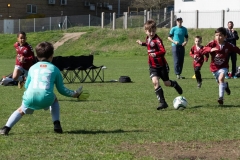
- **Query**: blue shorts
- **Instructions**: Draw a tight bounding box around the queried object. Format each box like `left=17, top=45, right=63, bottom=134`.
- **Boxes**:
left=212, top=68, right=228, bottom=82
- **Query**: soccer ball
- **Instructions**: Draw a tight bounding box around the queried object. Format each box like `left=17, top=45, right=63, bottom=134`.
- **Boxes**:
left=173, top=96, right=188, bottom=110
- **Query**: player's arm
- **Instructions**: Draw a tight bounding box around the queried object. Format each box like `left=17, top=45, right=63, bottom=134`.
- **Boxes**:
left=231, top=45, right=240, bottom=55
left=189, top=47, right=195, bottom=58
left=136, top=39, right=147, bottom=46
left=201, top=46, right=212, bottom=55
left=154, top=39, right=166, bottom=57
left=54, top=69, right=79, bottom=97
left=23, top=47, right=34, bottom=63
left=201, top=48, right=209, bottom=61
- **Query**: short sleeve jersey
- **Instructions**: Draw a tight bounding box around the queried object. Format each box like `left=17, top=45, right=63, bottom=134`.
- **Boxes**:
left=169, top=26, right=188, bottom=46
left=22, top=61, right=75, bottom=110
left=14, top=42, right=35, bottom=70
left=205, top=40, right=240, bottom=72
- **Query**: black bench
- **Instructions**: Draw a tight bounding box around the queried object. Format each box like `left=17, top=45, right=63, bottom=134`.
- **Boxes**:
left=52, top=55, right=105, bottom=83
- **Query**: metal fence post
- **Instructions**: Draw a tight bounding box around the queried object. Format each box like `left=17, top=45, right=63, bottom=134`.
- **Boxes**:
left=123, top=12, right=128, bottom=29
left=170, top=10, right=174, bottom=28
left=89, top=14, right=90, bottom=28
left=110, top=12, right=112, bottom=27
left=19, top=19, right=20, bottom=32
left=50, top=17, right=51, bottom=31
left=113, top=12, right=116, bottom=30
left=34, top=18, right=35, bottom=32
left=144, top=10, right=147, bottom=24
left=65, top=16, right=68, bottom=30
left=195, top=10, right=198, bottom=29
left=101, top=12, right=104, bottom=28
left=164, top=7, right=167, bottom=21
left=147, top=11, right=150, bottom=21
left=222, top=10, right=225, bottom=27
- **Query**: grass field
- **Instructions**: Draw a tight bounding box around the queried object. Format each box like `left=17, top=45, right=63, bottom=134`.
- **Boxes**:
left=1, top=28, right=240, bottom=159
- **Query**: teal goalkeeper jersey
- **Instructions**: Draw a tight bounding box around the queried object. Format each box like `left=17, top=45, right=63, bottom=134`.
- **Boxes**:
left=22, top=61, right=74, bottom=110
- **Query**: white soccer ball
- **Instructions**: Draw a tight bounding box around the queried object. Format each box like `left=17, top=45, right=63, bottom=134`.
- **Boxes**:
left=173, top=96, right=188, bottom=110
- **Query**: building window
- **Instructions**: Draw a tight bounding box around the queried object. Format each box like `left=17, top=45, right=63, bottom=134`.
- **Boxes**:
left=61, top=0, right=67, bottom=5
left=27, top=4, right=37, bottom=14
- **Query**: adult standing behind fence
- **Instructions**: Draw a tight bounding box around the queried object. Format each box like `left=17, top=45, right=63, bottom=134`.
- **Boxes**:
left=168, top=17, right=188, bottom=79
left=226, top=21, right=239, bottom=79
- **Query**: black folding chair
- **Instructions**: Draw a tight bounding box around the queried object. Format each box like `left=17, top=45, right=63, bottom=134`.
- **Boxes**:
left=52, top=56, right=72, bottom=83
left=88, top=64, right=105, bottom=82
left=74, top=55, right=93, bottom=83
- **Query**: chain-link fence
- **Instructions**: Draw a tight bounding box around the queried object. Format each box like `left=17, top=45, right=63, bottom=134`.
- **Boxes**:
left=0, top=10, right=172, bottom=34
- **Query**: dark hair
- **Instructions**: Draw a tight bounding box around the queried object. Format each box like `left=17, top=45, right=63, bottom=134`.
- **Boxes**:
left=35, top=42, right=54, bottom=60
left=215, top=27, right=227, bottom=36
left=195, top=36, right=202, bottom=41
left=17, top=31, right=26, bottom=37
left=144, top=19, right=156, bottom=31
left=228, top=21, right=233, bottom=24
left=176, top=17, right=183, bottom=21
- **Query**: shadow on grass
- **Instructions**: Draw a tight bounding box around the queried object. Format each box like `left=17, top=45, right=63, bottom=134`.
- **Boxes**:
left=218, top=105, right=240, bottom=108
left=189, top=105, right=240, bottom=109
left=189, top=105, right=204, bottom=109
left=63, top=81, right=135, bottom=84
left=58, top=99, right=101, bottom=102
left=66, top=129, right=144, bottom=134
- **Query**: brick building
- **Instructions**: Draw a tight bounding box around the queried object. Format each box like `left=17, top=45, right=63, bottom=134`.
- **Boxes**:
left=0, top=0, right=131, bottom=20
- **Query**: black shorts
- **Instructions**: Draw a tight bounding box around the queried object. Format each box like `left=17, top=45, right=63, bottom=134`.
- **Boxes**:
left=149, top=65, right=169, bottom=81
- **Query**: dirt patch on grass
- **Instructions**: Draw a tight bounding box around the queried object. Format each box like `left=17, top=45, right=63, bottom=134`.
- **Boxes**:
left=53, top=32, right=86, bottom=50
left=120, top=140, right=240, bottom=159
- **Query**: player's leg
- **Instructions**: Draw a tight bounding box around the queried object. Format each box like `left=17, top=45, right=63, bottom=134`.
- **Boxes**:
left=150, top=67, right=168, bottom=110
left=194, top=66, right=202, bottom=88
left=49, top=97, right=63, bottom=133
left=0, top=103, right=33, bottom=135
left=214, top=68, right=230, bottom=105
left=12, top=66, right=24, bottom=81
left=0, top=66, right=22, bottom=86
left=218, top=68, right=231, bottom=95
left=18, top=68, right=28, bottom=89
left=161, top=63, right=183, bottom=94
left=12, top=66, right=27, bottom=88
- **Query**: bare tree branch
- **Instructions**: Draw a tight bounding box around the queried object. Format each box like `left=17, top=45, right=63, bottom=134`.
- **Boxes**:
left=130, top=0, right=174, bottom=10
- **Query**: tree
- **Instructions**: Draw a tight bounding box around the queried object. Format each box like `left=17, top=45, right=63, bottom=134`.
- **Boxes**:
left=130, top=0, right=174, bottom=10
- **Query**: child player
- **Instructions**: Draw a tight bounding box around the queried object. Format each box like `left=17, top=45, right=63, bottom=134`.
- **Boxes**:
left=0, top=31, right=35, bottom=88
left=189, top=36, right=209, bottom=88
left=136, top=19, right=183, bottom=110
left=0, top=42, right=82, bottom=135
left=204, top=27, right=240, bottom=105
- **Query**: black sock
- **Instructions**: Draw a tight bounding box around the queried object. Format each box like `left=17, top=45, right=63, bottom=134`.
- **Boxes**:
left=155, top=86, right=165, bottom=103
left=169, top=80, right=175, bottom=87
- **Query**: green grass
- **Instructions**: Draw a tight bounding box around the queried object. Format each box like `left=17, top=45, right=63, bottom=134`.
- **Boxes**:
left=1, top=28, right=240, bottom=159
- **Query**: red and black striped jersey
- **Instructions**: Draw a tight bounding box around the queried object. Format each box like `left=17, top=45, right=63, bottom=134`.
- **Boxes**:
left=141, top=34, right=167, bottom=68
